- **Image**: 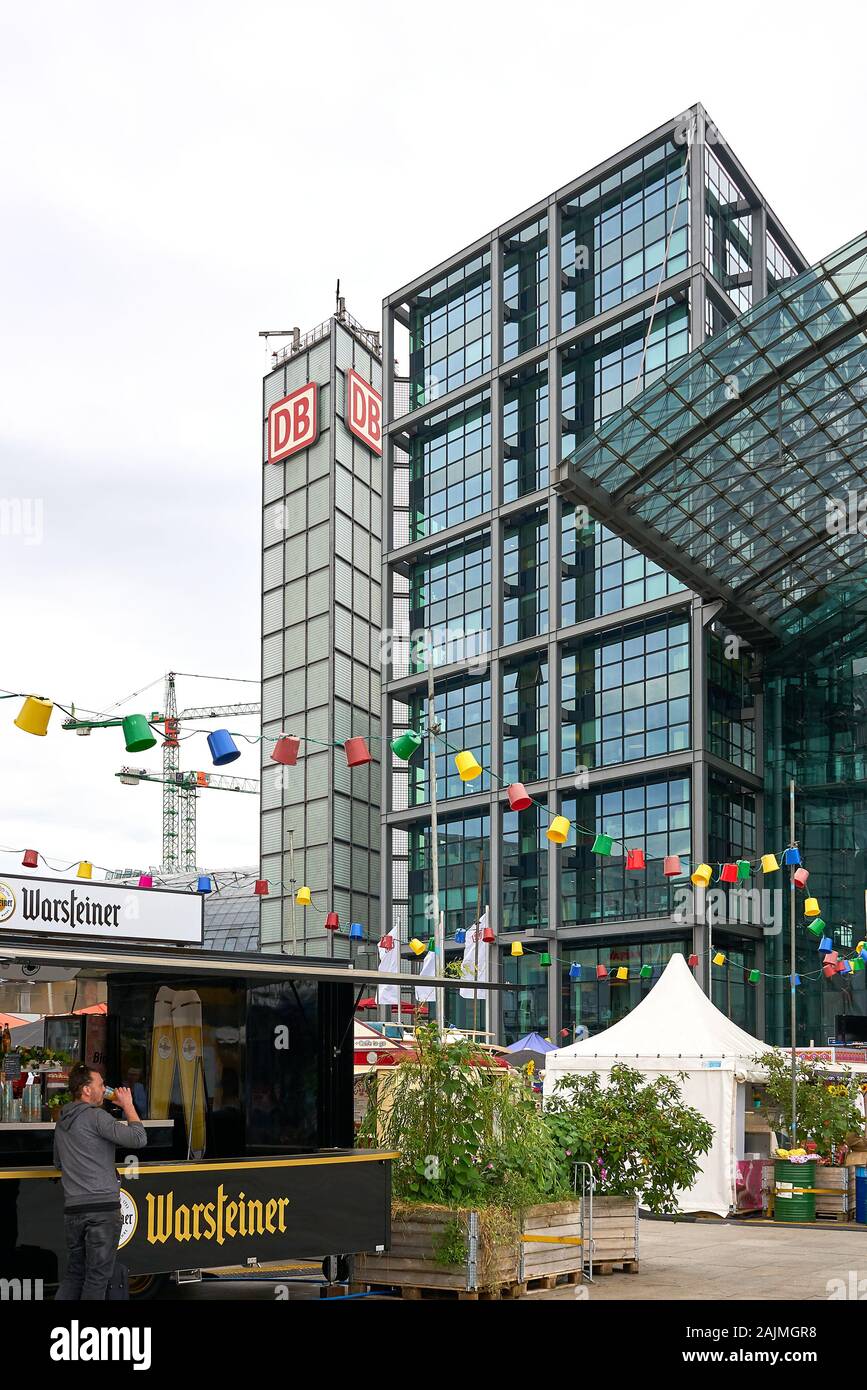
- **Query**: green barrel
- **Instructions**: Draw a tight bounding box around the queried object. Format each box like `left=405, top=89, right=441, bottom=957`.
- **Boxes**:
left=774, top=1159, right=816, bottom=1222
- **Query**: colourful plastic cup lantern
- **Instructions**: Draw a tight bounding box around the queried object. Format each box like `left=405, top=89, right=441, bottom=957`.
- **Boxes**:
left=454, top=750, right=482, bottom=782
left=254, top=880, right=269, bottom=895
left=380, top=934, right=394, bottom=950
left=818, top=936, right=833, bottom=952
left=855, top=961, right=866, bottom=973
left=824, top=951, right=839, bottom=965
left=14, top=695, right=53, bottom=736
left=77, top=861, right=93, bottom=880
left=720, top=863, right=739, bottom=883
left=391, top=730, right=422, bottom=761
left=349, top=923, right=364, bottom=940
left=511, top=941, right=524, bottom=957
left=791, top=974, right=801, bottom=986
left=804, top=897, right=821, bottom=917
left=860, top=949, right=867, bottom=963
left=546, top=816, right=570, bottom=845
left=324, top=912, right=340, bottom=932
left=688, top=954, right=699, bottom=968
left=454, top=928, right=466, bottom=945
left=616, top=966, right=628, bottom=981
left=344, top=737, right=373, bottom=768
left=428, top=936, right=436, bottom=952
left=21, top=849, right=38, bottom=869
left=197, top=876, right=212, bottom=893
left=271, top=736, right=300, bottom=766
left=591, top=834, right=613, bottom=856
left=626, top=848, right=646, bottom=870
left=748, top=969, right=761, bottom=984
left=482, top=926, right=496, bottom=944
left=569, top=963, right=581, bottom=980
left=761, top=854, right=779, bottom=874
left=507, top=782, right=533, bottom=812
left=208, top=729, right=241, bottom=766
left=640, top=964, right=652, bottom=979
left=663, top=855, right=683, bottom=878
left=839, top=961, right=851, bottom=975
left=408, top=938, right=426, bottom=956
left=296, top=886, right=312, bottom=906
left=138, top=874, right=153, bottom=888
left=783, top=847, right=801, bottom=866
left=736, top=860, right=752, bottom=880
left=122, top=714, right=157, bottom=754
left=596, top=964, right=608, bottom=980
left=691, top=863, right=713, bottom=888
left=793, top=867, right=809, bottom=888
left=713, top=951, right=726, bottom=966
left=807, top=920, right=825, bottom=937
left=824, top=964, right=835, bottom=979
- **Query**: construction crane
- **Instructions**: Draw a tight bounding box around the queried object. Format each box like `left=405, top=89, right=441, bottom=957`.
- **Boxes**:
left=62, top=672, right=260, bottom=873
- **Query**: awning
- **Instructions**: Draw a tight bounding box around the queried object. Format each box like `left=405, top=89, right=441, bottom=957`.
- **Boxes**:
left=555, top=231, right=867, bottom=651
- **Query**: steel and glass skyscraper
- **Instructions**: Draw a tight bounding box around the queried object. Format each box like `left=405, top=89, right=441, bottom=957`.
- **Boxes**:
left=379, top=104, right=807, bottom=1042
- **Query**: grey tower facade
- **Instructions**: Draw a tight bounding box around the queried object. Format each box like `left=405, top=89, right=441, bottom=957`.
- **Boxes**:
left=379, top=105, right=807, bottom=1041
left=260, top=309, right=383, bottom=962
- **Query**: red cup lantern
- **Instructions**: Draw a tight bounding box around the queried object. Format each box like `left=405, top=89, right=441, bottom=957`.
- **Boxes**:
left=688, top=953, right=699, bottom=968
left=254, top=880, right=269, bottom=895
left=596, top=963, right=608, bottom=979
left=823, top=964, right=835, bottom=978
left=507, top=782, right=532, bottom=812
left=272, top=736, right=300, bottom=766
left=344, top=737, right=372, bottom=767
left=793, top=866, right=809, bottom=888
left=663, top=855, right=683, bottom=878
left=625, top=848, right=646, bottom=871
left=720, top=863, right=738, bottom=883
left=21, top=849, right=38, bottom=868
left=380, top=934, right=394, bottom=950
left=324, top=912, right=340, bottom=931
left=482, top=926, right=495, bottom=944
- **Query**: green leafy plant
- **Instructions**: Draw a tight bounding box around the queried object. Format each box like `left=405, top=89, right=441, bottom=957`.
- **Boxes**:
left=543, top=1065, right=714, bottom=1213
left=756, top=1050, right=863, bottom=1161
left=432, top=1217, right=468, bottom=1268
left=358, top=1023, right=569, bottom=1211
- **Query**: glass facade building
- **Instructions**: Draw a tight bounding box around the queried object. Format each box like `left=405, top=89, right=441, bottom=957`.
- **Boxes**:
left=380, top=105, right=808, bottom=1042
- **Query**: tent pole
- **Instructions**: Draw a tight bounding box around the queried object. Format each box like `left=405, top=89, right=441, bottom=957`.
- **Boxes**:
left=790, top=777, right=797, bottom=1145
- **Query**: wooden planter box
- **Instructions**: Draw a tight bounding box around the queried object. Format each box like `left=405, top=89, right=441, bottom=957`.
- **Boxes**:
left=353, top=1201, right=584, bottom=1298
left=581, top=1194, right=640, bottom=1274
left=815, top=1165, right=852, bottom=1221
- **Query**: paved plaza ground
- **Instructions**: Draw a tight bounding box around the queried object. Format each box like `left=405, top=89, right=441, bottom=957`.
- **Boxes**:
left=160, top=1217, right=867, bottom=1301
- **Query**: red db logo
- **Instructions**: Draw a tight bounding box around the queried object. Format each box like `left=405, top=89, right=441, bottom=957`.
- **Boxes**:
left=268, top=382, right=319, bottom=463
left=347, top=370, right=382, bottom=455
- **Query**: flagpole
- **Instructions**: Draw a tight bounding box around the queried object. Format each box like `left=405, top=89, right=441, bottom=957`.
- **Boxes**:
left=473, top=850, right=484, bottom=1041
left=427, top=664, right=444, bottom=1030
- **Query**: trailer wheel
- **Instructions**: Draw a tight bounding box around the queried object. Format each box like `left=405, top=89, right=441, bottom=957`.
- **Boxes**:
left=128, top=1273, right=170, bottom=1300
left=321, top=1254, right=351, bottom=1284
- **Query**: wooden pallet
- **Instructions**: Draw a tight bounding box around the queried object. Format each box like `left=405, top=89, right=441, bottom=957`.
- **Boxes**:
left=354, top=1269, right=583, bottom=1301
left=594, top=1258, right=640, bottom=1275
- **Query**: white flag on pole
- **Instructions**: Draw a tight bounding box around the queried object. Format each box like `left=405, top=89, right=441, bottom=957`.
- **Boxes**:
left=459, top=909, right=490, bottom=999
left=378, top=935, right=401, bottom=1007
left=414, top=948, right=437, bottom=1002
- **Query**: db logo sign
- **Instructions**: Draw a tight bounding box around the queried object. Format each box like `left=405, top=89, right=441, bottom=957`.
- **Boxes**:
left=268, top=382, right=318, bottom=464
left=347, top=370, right=382, bottom=455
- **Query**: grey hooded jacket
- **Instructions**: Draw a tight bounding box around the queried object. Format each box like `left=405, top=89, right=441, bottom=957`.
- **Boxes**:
left=52, top=1101, right=147, bottom=1210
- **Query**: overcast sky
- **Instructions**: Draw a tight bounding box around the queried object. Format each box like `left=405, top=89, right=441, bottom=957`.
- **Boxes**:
left=0, top=1, right=864, bottom=880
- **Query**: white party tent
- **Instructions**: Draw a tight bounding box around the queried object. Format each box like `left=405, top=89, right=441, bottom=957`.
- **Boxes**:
left=542, top=952, right=768, bottom=1217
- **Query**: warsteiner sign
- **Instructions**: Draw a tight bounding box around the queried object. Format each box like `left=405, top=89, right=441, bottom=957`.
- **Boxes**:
left=113, top=1156, right=391, bottom=1273
left=0, top=873, right=202, bottom=945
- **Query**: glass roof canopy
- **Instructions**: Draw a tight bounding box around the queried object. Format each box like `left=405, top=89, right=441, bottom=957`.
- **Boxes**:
left=555, top=231, right=867, bottom=650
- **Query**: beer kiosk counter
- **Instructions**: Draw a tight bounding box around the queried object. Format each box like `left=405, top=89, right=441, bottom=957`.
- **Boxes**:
left=0, top=936, right=421, bottom=1295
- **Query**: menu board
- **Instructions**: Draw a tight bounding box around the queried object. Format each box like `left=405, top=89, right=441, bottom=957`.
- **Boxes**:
left=2, top=1052, right=21, bottom=1079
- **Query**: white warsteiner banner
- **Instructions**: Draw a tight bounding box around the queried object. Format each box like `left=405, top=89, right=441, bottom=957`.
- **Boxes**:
left=0, top=873, right=202, bottom=945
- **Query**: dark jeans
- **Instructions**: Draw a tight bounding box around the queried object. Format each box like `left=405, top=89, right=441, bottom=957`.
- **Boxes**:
left=55, top=1209, right=122, bottom=1301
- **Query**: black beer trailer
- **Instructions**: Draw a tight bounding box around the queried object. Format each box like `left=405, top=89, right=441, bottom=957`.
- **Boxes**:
left=0, top=937, right=492, bottom=1298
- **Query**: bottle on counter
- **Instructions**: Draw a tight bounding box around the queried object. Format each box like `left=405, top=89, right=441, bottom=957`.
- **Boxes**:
left=1, top=1023, right=11, bottom=1053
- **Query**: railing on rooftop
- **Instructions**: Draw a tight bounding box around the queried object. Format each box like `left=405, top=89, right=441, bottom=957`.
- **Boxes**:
left=270, top=306, right=382, bottom=367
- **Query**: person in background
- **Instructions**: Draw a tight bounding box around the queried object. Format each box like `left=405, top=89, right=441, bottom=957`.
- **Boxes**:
left=53, top=1063, right=147, bottom=1300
